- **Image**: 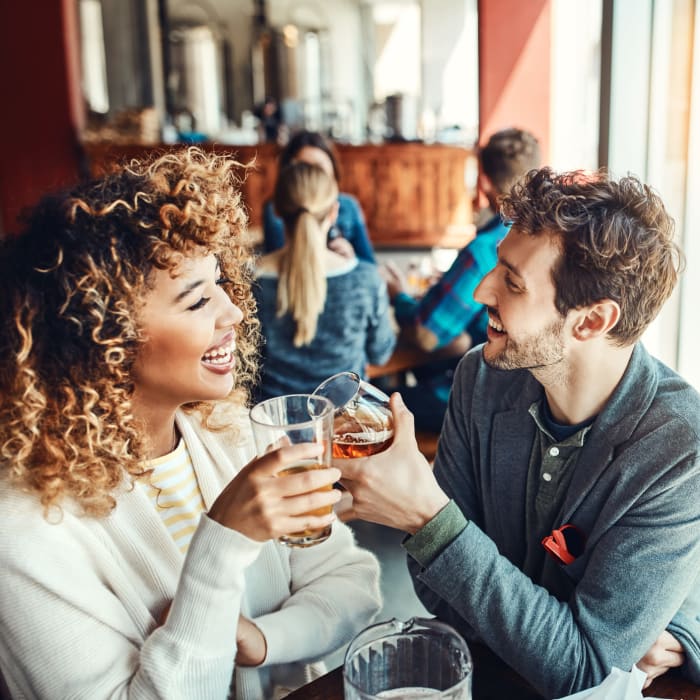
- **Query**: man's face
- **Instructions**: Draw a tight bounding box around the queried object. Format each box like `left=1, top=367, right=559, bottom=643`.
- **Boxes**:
left=474, top=227, right=569, bottom=372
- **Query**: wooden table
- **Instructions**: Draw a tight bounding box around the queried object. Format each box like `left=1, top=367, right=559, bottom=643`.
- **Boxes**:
left=284, top=642, right=700, bottom=699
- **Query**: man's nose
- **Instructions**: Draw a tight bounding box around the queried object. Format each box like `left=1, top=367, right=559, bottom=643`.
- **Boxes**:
left=474, top=269, right=495, bottom=305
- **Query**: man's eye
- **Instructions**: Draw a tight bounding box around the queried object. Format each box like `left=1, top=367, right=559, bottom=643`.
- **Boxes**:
left=187, top=296, right=211, bottom=311
left=505, top=275, right=522, bottom=292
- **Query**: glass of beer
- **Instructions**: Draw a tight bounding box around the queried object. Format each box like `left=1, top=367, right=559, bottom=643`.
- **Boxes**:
left=249, top=394, right=335, bottom=547
left=312, top=372, right=393, bottom=458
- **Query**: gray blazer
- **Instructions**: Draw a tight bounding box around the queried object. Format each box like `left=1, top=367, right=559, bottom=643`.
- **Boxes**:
left=409, top=343, right=700, bottom=698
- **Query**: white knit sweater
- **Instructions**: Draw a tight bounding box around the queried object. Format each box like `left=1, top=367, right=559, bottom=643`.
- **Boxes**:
left=0, top=409, right=381, bottom=699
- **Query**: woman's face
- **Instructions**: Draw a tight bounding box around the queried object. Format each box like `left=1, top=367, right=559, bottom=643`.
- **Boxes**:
left=131, top=253, right=244, bottom=416
left=293, top=146, right=335, bottom=180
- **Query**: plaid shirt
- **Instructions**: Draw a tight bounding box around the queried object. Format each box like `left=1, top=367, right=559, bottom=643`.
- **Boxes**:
left=393, top=215, right=510, bottom=402
left=395, top=215, right=510, bottom=348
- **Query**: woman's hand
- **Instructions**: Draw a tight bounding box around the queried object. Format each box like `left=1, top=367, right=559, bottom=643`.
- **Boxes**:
left=208, top=443, right=341, bottom=542
left=637, top=630, right=685, bottom=688
left=336, top=393, right=449, bottom=533
left=236, top=615, right=267, bottom=666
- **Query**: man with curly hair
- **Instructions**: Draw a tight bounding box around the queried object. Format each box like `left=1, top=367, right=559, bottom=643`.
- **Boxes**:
left=337, top=167, right=700, bottom=697
left=0, top=148, right=381, bottom=699
left=382, top=127, right=541, bottom=432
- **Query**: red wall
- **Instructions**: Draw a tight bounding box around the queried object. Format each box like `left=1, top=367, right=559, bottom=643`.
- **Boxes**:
left=0, top=0, right=83, bottom=236
left=478, top=0, right=551, bottom=160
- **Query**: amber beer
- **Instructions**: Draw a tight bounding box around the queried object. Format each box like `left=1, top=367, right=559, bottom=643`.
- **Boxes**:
left=331, top=412, right=393, bottom=458
left=332, top=431, right=393, bottom=458
left=277, top=460, right=333, bottom=544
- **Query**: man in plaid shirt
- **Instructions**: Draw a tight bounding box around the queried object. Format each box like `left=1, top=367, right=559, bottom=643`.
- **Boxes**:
left=383, top=128, right=541, bottom=432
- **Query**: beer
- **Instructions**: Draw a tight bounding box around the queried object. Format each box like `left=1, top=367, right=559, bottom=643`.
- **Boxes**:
left=332, top=411, right=393, bottom=458
left=277, top=460, right=333, bottom=545
left=332, top=430, right=393, bottom=458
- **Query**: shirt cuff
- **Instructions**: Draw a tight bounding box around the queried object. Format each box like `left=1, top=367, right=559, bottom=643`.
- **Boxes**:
left=403, top=500, right=468, bottom=568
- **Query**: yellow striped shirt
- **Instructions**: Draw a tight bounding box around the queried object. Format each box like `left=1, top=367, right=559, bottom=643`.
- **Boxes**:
left=141, top=438, right=205, bottom=554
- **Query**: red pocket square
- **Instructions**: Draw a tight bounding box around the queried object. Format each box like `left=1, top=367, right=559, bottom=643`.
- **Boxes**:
left=541, top=524, right=587, bottom=565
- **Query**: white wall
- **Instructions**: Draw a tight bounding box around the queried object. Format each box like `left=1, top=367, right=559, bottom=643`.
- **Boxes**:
left=549, top=0, right=603, bottom=171
left=421, top=0, right=478, bottom=141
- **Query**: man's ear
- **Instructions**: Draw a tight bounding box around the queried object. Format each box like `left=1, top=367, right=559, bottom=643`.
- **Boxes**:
left=572, top=300, right=621, bottom=341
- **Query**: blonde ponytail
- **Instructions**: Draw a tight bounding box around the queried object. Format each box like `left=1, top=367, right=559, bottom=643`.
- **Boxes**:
left=273, top=163, right=339, bottom=346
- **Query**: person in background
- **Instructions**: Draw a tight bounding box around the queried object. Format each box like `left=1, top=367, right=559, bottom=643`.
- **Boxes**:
left=0, top=149, right=381, bottom=699
left=263, top=130, right=376, bottom=263
left=336, top=168, right=700, bottom=697
left=382, top=128, right=541, bottom=433
left=254, top=161, right=395, bottom=400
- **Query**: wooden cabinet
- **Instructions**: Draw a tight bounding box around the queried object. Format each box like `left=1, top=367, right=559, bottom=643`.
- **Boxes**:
left=83, top=141, right=475, bottom=249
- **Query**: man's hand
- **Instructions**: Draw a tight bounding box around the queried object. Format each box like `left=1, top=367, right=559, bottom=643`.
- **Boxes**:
left=236, top=615, right=267, bottom=666
left=637, top=630, right=685, bottom=688
left=379, top=261, right=409, bottom=301
left=336, top=393, right=449, bottom=533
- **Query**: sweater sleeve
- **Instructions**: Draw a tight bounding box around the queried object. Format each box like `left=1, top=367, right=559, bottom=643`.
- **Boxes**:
left=253, top=520, right=382, bottom=665
left=0, top=508, right=263, bottom=699
left=364, top=273, right=397, bottom=367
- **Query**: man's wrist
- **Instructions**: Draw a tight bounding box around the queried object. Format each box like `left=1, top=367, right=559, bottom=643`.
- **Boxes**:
left=407, top=493, right=450, bottom=535
left=404, top=500, right=468, bottom=568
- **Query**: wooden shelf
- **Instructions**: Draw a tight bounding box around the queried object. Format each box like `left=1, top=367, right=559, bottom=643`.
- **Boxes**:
left=82, top=141, right=476, bottom=250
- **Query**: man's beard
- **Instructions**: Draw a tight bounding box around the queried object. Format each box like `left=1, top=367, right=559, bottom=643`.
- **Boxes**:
left=483, top=316, right=566, bottom=372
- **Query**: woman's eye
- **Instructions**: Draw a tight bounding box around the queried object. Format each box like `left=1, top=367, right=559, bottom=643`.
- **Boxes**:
left=187, top=296, right=211, bottom=311
left=216, top=276, right=232, bottom=287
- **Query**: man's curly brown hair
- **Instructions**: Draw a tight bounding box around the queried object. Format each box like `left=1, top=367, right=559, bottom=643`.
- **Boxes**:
left=0, top=148, right=260, bottom=518
left=500, top=167, right=683, bottom=346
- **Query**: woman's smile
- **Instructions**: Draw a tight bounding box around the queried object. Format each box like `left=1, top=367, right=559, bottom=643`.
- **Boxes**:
left=201, top=331, right=237, bottom=373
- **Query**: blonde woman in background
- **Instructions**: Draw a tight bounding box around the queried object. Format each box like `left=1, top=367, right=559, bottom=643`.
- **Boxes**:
left=254, top=162, right=395, bottom=400
left=0, top=149, right=381, bottom=699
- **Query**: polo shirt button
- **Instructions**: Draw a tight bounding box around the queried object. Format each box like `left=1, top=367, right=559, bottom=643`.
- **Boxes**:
left=549, top=446, right=560, bottom=457
left=542, top=472, right=552, bottom=482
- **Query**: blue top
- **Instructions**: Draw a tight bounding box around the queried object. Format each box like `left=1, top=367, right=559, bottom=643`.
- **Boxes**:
left=253, top=259, right=395, bottom=400
left=262, top=193, right=376, bottom=263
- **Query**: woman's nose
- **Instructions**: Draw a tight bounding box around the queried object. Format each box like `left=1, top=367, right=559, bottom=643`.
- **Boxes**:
left=218, top=295, right=244, bottom=328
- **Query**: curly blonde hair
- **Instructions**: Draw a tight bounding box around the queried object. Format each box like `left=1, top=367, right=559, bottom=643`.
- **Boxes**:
left=0, top=148, right=260, bottom=517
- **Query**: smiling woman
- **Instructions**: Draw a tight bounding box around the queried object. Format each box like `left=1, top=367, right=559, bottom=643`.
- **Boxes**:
left=0, top=148, right=381, bottom=699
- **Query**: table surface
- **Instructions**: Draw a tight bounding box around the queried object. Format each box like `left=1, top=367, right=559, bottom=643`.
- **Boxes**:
left=284, top=642, right=700, bottom=699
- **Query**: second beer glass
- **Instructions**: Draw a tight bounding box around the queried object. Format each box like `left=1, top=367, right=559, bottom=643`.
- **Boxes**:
left=249, top=394, right=335, bottom=547
left=312, top=372, right=393, bottom=458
